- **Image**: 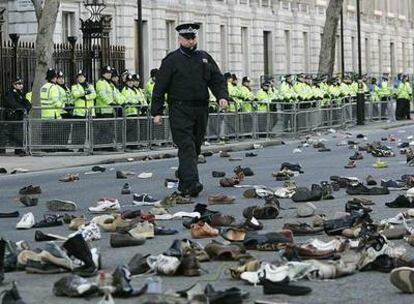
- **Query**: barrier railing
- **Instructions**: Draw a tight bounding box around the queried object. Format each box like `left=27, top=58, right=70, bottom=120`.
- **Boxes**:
left=0, top=97, right=398, bottom=155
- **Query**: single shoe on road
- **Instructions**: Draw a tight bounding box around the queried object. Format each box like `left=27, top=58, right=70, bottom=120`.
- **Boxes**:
left=46, top=199, right=77, bottom=211
left=59, top=174, right=80, bottom=182
left=110, top=232, right=146, bottom=248
left=191, top=221, right=219, bottom=238
left=208, top=194, right=235, bottom=205
left=16, top=212, right=35, bottom=229
left=381, top=179, right=407, bottom=190
left=386, top=195, right=413, bottom=208
left=34, top=214, right=63, bottom=228
left=121, top=183, right=131, bottom=195
left=346, top=183, right=390, bottom=195
left=344, top=160, right=356, bottom=169
left=366, top=175, right=377, bottom=186
left=88, top=198, right=120, bottom=213
left=133, top=193, right=160, bottom=206
left=19, top=185, right=41, bottom=195
left=373, top=159, right=388, bottom=168
left=18, top=195, right=38, bottom=207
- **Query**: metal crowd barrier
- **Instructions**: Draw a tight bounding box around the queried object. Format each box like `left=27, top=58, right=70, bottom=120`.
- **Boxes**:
left=0, top=98, right=397, bottom=155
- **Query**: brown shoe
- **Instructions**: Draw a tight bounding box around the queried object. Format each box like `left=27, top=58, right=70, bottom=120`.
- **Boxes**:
left=176, top=251, right=201, bottom=276
left=219, top=177, right=239, bottom=187
left=180, top=239, right=210, bottom=262
left=282, top=223, right=324, bottom=236
left=312, top=214, right=326, bottom=227
left=59, top=174, right=80, bottom=182
left=209, top=213, right=236, bottom=227
left=102, top=215, right=133, bottom=232
left=229, top=259, right=260, bottom=279
left=208, top=194, right=236, bottom=205
left=191, top=221, right=219, bottom=239
left=204, top=241, right=246, bottom=261
left=286, top=243, right=336, bottom=259
left=69, top=217, right=86, bottom=231
left=242, top=204, right=279, bottom=219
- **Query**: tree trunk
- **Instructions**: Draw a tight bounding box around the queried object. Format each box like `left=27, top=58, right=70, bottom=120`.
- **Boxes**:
left=318, top=0, right=344, bottom=79
left=30, top=0, right=60, bottom=117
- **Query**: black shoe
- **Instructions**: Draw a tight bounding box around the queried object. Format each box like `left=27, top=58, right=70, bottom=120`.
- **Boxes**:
left=242, top=167, right=254, bottom=176
left=163, top=239, right=182, bottom=258
left=385, top=195, right=412, bottom=208
left=62, top=234, right=97, bottom=277
left=366, top=175, right=377, bottom=186
left=116, top=171, right=128, bottom=179
left=280, top=162, right=303, bottom=173
left=245, top=152, right=257, bottom=157
left=346, top=183, right=390, bottom=195
left=0, top=168, right=7, bottom=174
left=212, top=171, right=226, bottom=178
left=321, top=182, right=334, bottom=200
left=182, top=182, right=203, bottom=197
left=309, top=184, right=323, bottom=201
left=34, top=230, right=62, bottom=242
left=0, top=211, right=19, bottom=218
left=345, top=201, right=372, bottom=214
left=112, top=265, right=147, bottom=298
left=18, top=195, right=38, bottom=207
left=331, top=181, right=340, bottom=191
left=121, top=183, right=131, bottom=195
left=261, top=277, right=312, bottom=296
left=202, top=151, right=213, bottom=157
left=127, top=253, right=150, bottom=276
left=291, top=187, right=312, bottom=202
left=53, top=275, right=99, bottom=297
left=91, top=165, right=105, bottom=172
left=33, top=215, right=63, bottom=228
left=323, top=216, right=355, bottom=235
left=1, top=281, right=26, bottom=303
left=0, top=239, right=5, bottom=285
left=204, top=284, right=248, bottom=304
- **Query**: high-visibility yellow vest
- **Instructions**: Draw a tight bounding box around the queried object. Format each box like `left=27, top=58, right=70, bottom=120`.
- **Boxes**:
left=40, top=82, right=61, bottom=119
left=122, top=86, right=139, bottom=116
left=95, top=78, right=115, bottom=115
left=71, top=83, right=96, bottom=117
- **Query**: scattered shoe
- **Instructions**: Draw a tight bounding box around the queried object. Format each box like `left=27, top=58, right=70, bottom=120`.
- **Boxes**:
left=110, top=232, right=146, bottom=248
left=381, top=179, right=407, bottom=190
left=34, top=214, right=63, bottom=228
left=18, top=195, right=38, bottom=207
left=208, top=194, right=235, bottom=205
left=121, top=183, right=131, bottom=194
left=390, top=267, right=414, bottom=293
left=91, top=165, right=105, bottom=172
left=62, top=234, right=97, bottom=277
left=349, top=152, right=363, bottom=160
left=46, top=199, right=77, bottom=211
left=53, top=275, right=99, bottom=297
left=373, top=159, right=388, bottom=168
left=19, top=185, right=41, bottom=195
left=133, top=193, right=160, bottom=206
left=386, top=195, right=413, bottom=208
left=138, top=172, right=153, bottom=179
left=16, top=212, right=35, bottom=229
left=116, top=170, right=128, bottom=179
left=88, top=198, right=120, bottom=213
left=297, top=202, right=317, bottom=218
left=344, top=160, right=356, bottom=169
left=366, top=175, right=377, bottom=186
left=59, top=174, right=80, bottom=182
left=191, top=221, right=219, bottom=238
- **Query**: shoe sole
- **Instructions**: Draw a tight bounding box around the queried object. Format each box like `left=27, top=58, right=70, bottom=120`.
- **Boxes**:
left=26, top=266, right=66, bottom=274
left=132, top=201, right=159, bottom=206
left=47, top=201, right=77, bottom=211
left=88, top=208, right=120, bottom=214
left=390, top=267, right=414, bottom=293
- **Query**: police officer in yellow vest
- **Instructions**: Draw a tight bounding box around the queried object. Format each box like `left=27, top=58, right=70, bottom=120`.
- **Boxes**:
left=71, top=69, right=96, bottom=118
left=111, top=69, right=126, bottom=117
left=239, top=76, right=255, bottom=112
left=132, top=74, right=147, bottom=115
left=255, top=81, right=272, bottom=112
left=122, top=74, right=139, bottom=117
left=56, top=71, right=72, bottom=119
left=96, top=65, right=116, bottom=117
left=40, top=68, right=62, bottom=119
left=144, top=68, right=158, bottom=103
left=395, top=75, right=412, bottom=120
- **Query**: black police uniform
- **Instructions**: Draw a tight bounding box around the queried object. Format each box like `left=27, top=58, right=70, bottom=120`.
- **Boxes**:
left=151, top=24, right=228, bottom=196
left=3, top=83, right=31, bottom=154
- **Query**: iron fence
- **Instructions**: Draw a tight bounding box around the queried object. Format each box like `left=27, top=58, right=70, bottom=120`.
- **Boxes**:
left=0, top=97, right=400, bottom=155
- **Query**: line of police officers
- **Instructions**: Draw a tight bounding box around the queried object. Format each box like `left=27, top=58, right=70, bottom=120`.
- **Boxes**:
left=219, top=72, right=412, bottom=120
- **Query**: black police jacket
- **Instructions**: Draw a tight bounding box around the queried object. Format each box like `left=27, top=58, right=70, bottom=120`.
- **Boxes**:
left=151, top=46, right=228, bottom=116
left=4, top=89, right=31, bottom=121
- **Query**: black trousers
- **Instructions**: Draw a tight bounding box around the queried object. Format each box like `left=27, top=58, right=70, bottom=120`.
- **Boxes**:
left=169, top=102, right=208, bottom=191
left=396, top=98, right=411, bottom=120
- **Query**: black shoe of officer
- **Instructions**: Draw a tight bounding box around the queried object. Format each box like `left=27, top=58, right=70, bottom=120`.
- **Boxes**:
left=181, top=182, right=203, bottom=198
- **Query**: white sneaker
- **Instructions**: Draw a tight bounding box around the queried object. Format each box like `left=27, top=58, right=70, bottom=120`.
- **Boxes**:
left=129, top=221, right=154, bottom=239
left=292, top=148, right=302, bottom=153
left=240, top=263, right=288, bottom=284
left=88, top=198, right=120, bottom=213
left=172, top=211, right=201, bottom=218
left=273, top=187, right=295, bottom=198
left=16, top=212, right=35, bottom=229
left=380, top=212, right=410, bottom=225
left=138, top=172, right=153, bottom=179
left=308, top=239, right=343, bottom=251
left=406, top=187, right=414, bottom=198
left=132, top=193, right=160, bottom=206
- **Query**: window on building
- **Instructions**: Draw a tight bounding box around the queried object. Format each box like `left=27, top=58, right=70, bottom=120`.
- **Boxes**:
left=241, top=27, right=249, bottom=76
left=303, top=32, right=310, bottom=73
left=263, top=31, right=272, bottom=76
left=284, top=30, right=291, bottom=73
left=220, top=25, right=228, bottom=72
left=166, top=20, right=176, bottom=55
left=365, top=38, right=370, bottom=74
left=239, top=0, right=249, bottom=4
left=62, top=11, right=75, bottom=43
left=261, top=0, right=271, bottom=7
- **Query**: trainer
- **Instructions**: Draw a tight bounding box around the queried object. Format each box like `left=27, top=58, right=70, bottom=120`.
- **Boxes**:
left=151, top=22, right=228, bottom=197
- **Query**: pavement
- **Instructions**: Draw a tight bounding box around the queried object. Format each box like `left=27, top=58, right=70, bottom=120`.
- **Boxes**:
left=1, top=119, right=414, bottom=303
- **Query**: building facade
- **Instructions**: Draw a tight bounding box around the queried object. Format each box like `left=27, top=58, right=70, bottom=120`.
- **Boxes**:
left=2, top=0, right=414, bottom=85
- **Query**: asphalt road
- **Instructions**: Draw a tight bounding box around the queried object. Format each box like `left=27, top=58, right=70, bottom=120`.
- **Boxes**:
left=1, top=124, right=414, bottom=304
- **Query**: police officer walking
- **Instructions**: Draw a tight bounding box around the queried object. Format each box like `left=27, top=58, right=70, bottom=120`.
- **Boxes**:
left=151, top=23, right=228, bottom=197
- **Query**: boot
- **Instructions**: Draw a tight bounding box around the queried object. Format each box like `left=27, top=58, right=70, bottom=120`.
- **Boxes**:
left=0, top=238, right=5, bottom=285
left=62, top=234, right=97, bottom=277
left=1, top=281, right=26, bottom=303
left=112, top=265, right=147, bottom=298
